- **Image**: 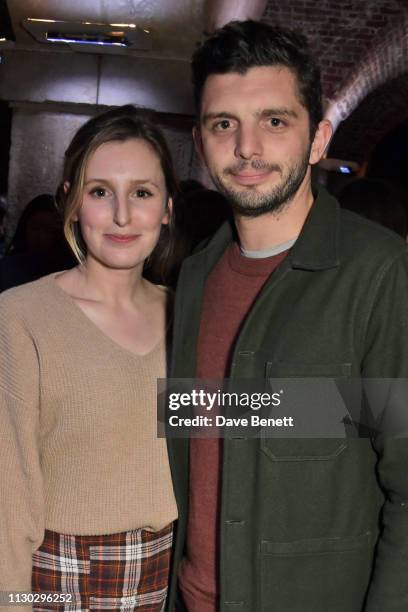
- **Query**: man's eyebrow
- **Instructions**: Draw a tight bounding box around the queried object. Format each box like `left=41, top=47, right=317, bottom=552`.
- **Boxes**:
left=258, top=107, right=298, bottom=119
left=201, top=108, right=299, bottom=124
left=201, top=112, right=239, bottom=124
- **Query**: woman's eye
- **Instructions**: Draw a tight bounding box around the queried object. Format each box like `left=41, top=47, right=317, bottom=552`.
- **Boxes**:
left=136, top=189, right=152, bottom=198
left=91, top=188, right=107, bottom=198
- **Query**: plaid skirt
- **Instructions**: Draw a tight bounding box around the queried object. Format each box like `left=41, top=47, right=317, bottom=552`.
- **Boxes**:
left=31, top=523, right=173, bottom=611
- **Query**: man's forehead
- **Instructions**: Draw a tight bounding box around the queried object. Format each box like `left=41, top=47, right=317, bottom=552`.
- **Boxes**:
left=200, top=66, right=304, bottom=118
left=204, top=64, right=296, bottom=87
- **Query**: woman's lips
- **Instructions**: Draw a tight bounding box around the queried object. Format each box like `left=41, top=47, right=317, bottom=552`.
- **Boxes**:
left=104, top=234, right=140, bottom=244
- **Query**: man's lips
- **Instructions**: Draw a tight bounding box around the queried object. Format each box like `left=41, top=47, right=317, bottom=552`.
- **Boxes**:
left=229, top=167, right=279, bottom=185
left=104, top=234, right=140, bottom=243
left=231, top=170, right=274, bottom=186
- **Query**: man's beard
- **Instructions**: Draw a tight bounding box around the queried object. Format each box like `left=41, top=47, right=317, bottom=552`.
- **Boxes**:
left=211, top=147, right=311, bottom=218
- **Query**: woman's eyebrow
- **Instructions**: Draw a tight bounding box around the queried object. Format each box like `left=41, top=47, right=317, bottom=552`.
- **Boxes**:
left=84, top=178, right=160, bottom=188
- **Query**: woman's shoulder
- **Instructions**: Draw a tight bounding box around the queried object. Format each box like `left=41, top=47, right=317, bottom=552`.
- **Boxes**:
left=0, top=273, right=59, bottom=317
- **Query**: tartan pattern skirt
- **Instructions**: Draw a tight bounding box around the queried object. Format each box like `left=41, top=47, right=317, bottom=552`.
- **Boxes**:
left=31, top=523, right=173, bottom=611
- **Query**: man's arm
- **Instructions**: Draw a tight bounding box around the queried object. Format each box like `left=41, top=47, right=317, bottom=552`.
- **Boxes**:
left=361, top=250, right=408, bottom=611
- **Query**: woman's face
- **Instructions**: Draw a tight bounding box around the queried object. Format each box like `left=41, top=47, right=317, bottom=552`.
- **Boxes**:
left=77, top=138, right=170, bottom=270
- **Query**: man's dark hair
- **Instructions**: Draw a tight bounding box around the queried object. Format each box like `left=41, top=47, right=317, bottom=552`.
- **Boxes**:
left=192, top=20, right=323, bottom=137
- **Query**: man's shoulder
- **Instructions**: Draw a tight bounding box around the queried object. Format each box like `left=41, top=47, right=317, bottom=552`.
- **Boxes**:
left=338, top=206, right=406, bottom=264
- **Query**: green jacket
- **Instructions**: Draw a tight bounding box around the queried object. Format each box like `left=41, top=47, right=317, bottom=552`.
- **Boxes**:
left=167, top=187, right=408, bottom=611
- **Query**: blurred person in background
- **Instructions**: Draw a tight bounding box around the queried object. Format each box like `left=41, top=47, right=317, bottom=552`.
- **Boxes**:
left=164, top=180, right=231, bottom=287
left=0, top=194, right=76, bottom=291
left=0, top=194, right=7, bottom=258
left=338, top=177, right=408, bottom=240
left=6, top=194, right=63, bottom=256
left=0, top=105, right=177, bottom=611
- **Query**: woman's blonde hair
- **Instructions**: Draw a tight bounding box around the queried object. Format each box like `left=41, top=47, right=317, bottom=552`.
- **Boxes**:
left=56, top=105, right=178, bottom=279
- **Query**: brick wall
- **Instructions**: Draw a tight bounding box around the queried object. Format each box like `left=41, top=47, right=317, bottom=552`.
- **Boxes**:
left=261, top=0, right=408, bottom=162
left=262, top=0, right=405, bottom=98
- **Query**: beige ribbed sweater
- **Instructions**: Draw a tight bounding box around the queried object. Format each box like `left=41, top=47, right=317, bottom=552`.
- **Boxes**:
left=0, top=273, right=177, bottom=595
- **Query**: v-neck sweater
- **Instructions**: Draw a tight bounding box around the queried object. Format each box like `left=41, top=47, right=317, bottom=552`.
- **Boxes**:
left=0, top=273, right=177, bottom=592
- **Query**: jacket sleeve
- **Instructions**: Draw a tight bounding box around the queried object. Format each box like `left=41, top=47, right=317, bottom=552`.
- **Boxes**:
left=0, top=295, right=44, bottom=608
left=361, top=250, right=408, bottom=611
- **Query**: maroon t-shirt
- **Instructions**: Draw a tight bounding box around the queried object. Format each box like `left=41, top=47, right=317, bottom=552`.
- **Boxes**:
left=178, top=242, right=289, bottom=611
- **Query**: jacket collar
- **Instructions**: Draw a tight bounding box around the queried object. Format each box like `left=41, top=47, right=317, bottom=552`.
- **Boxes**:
left=290, top=186, right=340, bottom=270
left=189, top=185, right=340, bottom=273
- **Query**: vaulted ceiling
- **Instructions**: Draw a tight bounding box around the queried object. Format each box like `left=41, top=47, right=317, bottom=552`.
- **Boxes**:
left=1, top=0, right=408, bottom=163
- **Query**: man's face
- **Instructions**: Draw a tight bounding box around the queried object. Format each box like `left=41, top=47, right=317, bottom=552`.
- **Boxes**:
left=197, top=65, right=316, bottom=217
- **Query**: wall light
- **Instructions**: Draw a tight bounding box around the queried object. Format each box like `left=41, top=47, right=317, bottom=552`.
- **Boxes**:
left=318, top=158, right=360, bottom=174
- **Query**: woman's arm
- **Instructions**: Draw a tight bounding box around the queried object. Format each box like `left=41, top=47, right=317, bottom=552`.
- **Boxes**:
left=0, top=294, right=44, bottom=599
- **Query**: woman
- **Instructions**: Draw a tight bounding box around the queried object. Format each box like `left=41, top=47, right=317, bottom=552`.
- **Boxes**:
left=0, top=106, right=178, bottom=611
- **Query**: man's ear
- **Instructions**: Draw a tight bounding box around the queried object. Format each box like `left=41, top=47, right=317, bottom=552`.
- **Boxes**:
left=309, top=119, right=333, bottom=165
left=192, top=124, right=205, bottom=163
left=162, top=197, right=173, bottom=226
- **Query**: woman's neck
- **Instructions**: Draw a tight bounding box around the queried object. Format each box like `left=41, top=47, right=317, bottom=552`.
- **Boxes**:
left=62, top=258, right=149, bottom=308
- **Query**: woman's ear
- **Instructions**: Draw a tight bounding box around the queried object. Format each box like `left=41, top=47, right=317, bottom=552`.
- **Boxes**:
left=64, top=181, right=79, bottom=222
left=162, top=197, right=173, bottom=226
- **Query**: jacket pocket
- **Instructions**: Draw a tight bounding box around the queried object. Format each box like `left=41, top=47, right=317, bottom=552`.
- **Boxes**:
left=260, top=438, right=347, bottom=461
left=260, top=532, right=372, bottom=611
left=261, top=361, right=352, bottom=461
left=265, top=361, right=352, bottom=377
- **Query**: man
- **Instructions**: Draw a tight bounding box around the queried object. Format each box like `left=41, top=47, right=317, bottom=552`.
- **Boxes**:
left=166, top=21, right=408, bottom=612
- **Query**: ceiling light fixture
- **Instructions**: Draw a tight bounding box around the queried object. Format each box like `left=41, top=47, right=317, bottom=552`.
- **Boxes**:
left=46, top=37, right=126, bottom=47
left=22, top=18, right=152, bottom=54
left=109, top=23, right=137, bottom=28
left=27, top=18, right=57, bottom=23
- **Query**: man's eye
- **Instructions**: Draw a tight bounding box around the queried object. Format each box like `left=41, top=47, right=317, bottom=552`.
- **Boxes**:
left=91, top=188, right=107, bottom=198
left=270, top=118, right=283, bottom=127
left=136, top=189, right=152, bottom=198
left=215, top=120, right=231, bottom=131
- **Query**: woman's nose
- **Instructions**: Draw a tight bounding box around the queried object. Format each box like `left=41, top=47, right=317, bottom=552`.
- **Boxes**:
left=113, top=194, right=131, bottom=227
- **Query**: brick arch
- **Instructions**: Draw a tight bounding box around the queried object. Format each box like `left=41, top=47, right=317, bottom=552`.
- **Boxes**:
left=325, top=14, right=408, bottom=133
left=261, top=1, right=408, bottom=137
left=328, top=72, right=408, bottom=163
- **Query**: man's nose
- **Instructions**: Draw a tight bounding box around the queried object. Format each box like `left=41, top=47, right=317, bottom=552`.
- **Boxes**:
left=113, top=194, right=131, bottom=226
left=234, top=124, right=263, bottom=160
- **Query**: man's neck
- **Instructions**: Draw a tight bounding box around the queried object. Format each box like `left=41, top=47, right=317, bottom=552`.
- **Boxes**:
left=234, top=180, right=315, bottom=251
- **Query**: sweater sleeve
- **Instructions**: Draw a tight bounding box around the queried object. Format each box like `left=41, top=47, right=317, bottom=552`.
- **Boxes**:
left=0, top=293, right=44, bottom=602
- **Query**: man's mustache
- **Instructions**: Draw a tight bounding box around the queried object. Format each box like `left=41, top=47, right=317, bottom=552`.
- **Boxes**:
left=224, top=160, right=282, bottom=175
